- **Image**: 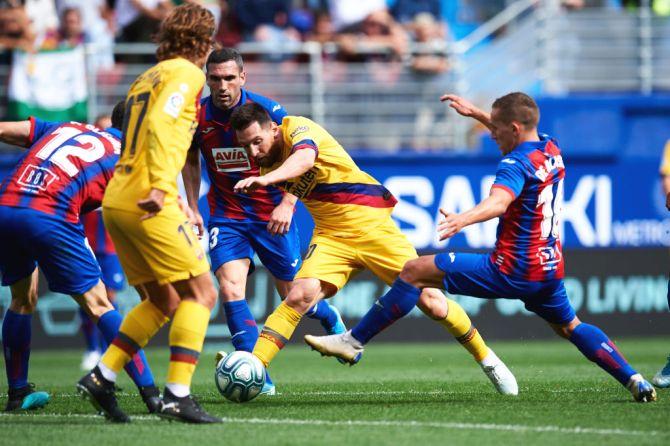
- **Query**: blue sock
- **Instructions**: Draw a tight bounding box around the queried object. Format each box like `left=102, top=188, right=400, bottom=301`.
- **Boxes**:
left=224, top=300, right=274, bottom=386
left=569, top=323, right=637, bottom=386
left=305, top=300, right=338, bottom=331
left=2, top=310, right=32, bottom=389
left=351, top=278, right=420, bottom=345
left=97, top=310, right=155, bottom=388
left=79, top=308, right=101, bottom=352
left=223, top=300, right=259, bottom=352
left=98, top=302, right=119, bottom=352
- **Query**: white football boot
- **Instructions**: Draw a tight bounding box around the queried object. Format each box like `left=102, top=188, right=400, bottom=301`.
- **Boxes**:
left=304, top=330, right=364, bottom=365
left=651, top=356, right=670, bottom=388
left=479, top=349, right=519, bottom=396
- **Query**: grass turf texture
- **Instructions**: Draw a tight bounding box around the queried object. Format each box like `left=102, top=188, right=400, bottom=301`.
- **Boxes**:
left=2, top=338, right=669, bottom=446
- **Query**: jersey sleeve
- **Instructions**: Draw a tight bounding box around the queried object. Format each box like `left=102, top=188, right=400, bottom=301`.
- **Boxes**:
left=145, top=66, right=204, bottom=192
left=491, top=157, right=526, bottom=198
left=660, top=140, right=670, bottom=176
left=28, top=117, right=62, bottom=144
left=285, top=118, right=319, bottom=157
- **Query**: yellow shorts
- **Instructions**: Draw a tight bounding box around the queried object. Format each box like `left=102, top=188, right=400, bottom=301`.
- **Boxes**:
left=103, top=205, right=209, bottom=286
left=296, top=218, right=417, bottom=290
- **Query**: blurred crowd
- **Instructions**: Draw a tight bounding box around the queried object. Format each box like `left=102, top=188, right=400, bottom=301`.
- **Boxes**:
left=2, top=1, right=666, bottom=67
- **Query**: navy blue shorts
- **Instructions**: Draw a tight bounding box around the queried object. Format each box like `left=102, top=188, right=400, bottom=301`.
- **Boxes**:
left=434, top=252, right=576, bottom=324
left=95, top=253, right=125, bottom=292
left=207, top=218, right=302, bottom=281
left=0, top=206, right=101, bottom=295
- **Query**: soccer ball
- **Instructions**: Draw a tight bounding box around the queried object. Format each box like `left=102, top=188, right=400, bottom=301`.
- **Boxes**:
left=215, top=351, right=266, bottom=403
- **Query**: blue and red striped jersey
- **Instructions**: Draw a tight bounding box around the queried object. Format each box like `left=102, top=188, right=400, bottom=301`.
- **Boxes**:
left=0, top=118, right=120, bottom=224
left=193, top=89, right=287, bottom=222
left=490, top=135, right=565, bottom=281
left=82, top=209, right=116, bottom=255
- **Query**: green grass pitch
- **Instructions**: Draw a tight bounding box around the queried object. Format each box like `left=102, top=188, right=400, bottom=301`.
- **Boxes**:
left=2, top=337, right=669, bottom=446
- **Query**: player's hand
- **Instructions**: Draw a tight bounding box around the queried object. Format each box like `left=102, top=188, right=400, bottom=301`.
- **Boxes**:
left=234, top=176, right=268, bottom=194
left=437, top=208, right=465, bottom=240
left=267, top=201, right=294, bottom=236
left=137, top=188, right=166, bottom=220
left=440, top=94, right=479, bottom=117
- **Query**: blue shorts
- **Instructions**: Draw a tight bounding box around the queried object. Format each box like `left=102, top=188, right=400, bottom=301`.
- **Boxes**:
left=95, top=253, right=125, bottom=292
left=207, top=218, right=302, bottom=281
left=0, top=206, right=101, bottom=295
left=434, top=252, right=576, bottom=324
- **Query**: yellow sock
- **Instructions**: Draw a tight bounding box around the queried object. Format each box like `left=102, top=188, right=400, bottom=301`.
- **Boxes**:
left=101, top=299, right=168, bottom=373
left=166, top=300, right=211, bottom=387
left=253, top=302, right=302, bottom=366
left=439, top=298, right=489, bottom=362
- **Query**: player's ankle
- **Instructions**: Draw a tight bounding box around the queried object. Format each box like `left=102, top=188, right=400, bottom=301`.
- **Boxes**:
left=478, top=348, right=499, bottom=367
left=166, top=383, right=190, bottom=398
left=97, top=363, right=118, bottom=383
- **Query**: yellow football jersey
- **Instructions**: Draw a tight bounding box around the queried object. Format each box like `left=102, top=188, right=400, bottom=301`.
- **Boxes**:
left=103, top=58, right=204, bottom=212
left=660, top=140, right=670, bottom=176
left=263, top=116, right=397, bottom=236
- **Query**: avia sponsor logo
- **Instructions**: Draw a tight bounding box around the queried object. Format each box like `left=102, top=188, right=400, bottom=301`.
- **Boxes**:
left=17, top=164, right=58, bottom=191
left=384, top=174, right=613, bottom=249
left=212, top=147, right=250, bottom=173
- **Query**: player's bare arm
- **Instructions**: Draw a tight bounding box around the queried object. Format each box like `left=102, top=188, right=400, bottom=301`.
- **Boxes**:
left=440, top=94, right=494, bottom=132
left=438, top=188, right=514, bottom=240
left=234, top=149, right=316, bottom=194
left=0, top=120, right=32, bottom=148
left=267, top=192, right=298, bottom=235
left=182, top=143, right=205, bottom=236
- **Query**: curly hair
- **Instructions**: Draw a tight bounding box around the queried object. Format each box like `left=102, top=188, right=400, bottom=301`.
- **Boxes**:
left=155, top=3, right=215, bottom=63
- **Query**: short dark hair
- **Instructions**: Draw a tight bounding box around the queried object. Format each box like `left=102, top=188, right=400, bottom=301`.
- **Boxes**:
left=111, top=100, right=125, bottom=130
left=230, top=103, right=272, bottom=131
left=492, top=92, right=539, bottom=130
left=206, top=47, right=244, bottom=72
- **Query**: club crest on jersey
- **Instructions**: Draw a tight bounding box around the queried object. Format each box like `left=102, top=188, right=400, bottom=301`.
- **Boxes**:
left=537, top=246, right=562, bottom=270
left=212, top=147, right=251, bottom=172
left=17, top=164, right=58, bottom=192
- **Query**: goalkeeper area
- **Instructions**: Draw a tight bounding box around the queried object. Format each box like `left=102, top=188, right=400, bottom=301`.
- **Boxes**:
left=2, top=338, right=668, bottom=446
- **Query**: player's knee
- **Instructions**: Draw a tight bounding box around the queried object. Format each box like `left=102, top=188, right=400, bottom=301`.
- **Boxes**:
left=284, top=287, right=317, bottom=314
left=199, top=283, right=218, bottom=310
left=9, top=293, right=37, bottom=314
left=399, top=259, right=426, bottom=287
left=82, top=294, right=114, bottom=320
left=219, top=279, right=245, bottom=303
left=417, top=289, right=448, bottom=320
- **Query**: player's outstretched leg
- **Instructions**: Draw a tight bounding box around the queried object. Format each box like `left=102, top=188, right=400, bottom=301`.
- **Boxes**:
left=417, top=288, right=518, bottom=396
left=3, top=273, right=50, bottom=412
left=305, top=277, right=420, bottom=365
left=651, top=280, right=670, bottom=388
left=305, top=300, right=346, bottom=336
left=558, top=319, right=656, bottom=402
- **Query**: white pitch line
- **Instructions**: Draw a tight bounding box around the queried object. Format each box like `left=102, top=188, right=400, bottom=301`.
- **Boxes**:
left=0, top=388, right=606, bottom=399
left=0, top=412, right=664, bottom=437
